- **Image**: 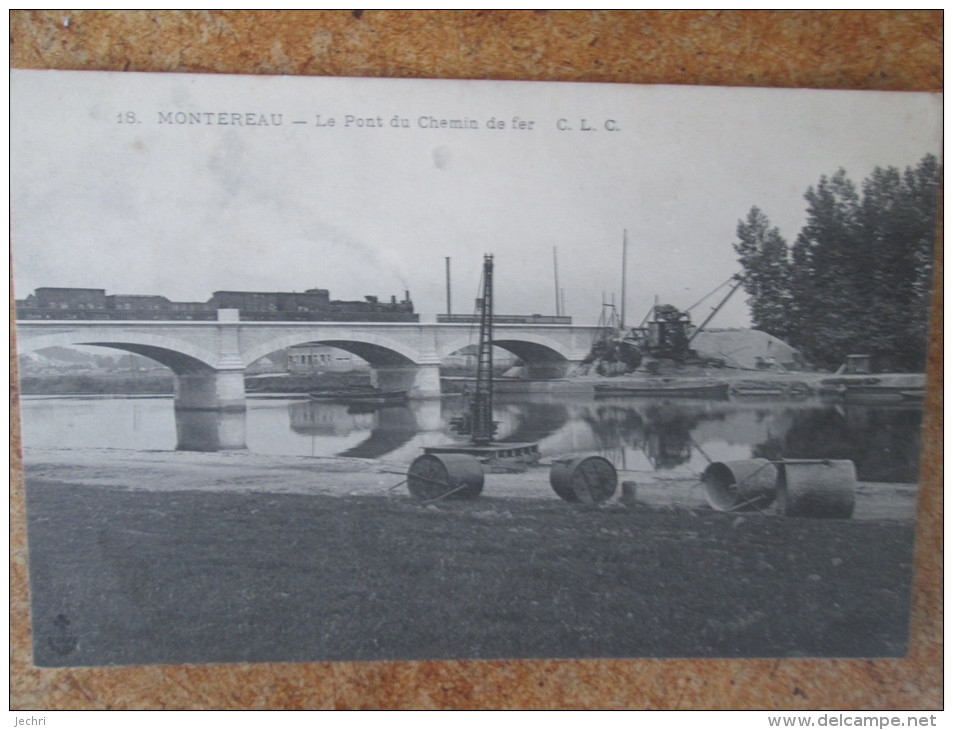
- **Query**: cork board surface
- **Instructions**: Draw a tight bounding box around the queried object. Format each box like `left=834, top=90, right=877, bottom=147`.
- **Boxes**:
left=9, top=10, right=942, bottom=710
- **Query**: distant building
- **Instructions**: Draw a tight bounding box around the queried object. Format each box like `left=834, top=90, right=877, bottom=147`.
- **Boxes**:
left=286, top=344, right=370, bottom=374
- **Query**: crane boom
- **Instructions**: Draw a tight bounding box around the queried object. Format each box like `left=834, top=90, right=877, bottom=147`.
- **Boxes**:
left=686, top=275, right=744, bottom=345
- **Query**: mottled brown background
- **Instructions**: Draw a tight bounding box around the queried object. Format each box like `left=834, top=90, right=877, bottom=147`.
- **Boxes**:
left=9, top=9, right=942, bottom=710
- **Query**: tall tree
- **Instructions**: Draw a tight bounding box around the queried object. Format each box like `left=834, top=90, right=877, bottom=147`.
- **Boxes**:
left=788, top=169, right=864, bottom=366
left=894, top=154, right=941, bottom=368
left=735, top=154, right=939, bottom=371
left=733, top=207, right=792, bottom=340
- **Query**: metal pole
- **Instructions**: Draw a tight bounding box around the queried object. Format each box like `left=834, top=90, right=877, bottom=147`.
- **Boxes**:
left=445, top=257, right=451, bottom=317
left=621, top=230, right=628, bottom=329
left=687, top=276, right=745, bottom=345
left=553, top=246, right=561, bottom=317
left=473, top=254, right=494, bottom=445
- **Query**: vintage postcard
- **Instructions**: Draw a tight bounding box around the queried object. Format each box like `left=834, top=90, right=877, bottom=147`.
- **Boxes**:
left=11, top=69, right=941, bottom=666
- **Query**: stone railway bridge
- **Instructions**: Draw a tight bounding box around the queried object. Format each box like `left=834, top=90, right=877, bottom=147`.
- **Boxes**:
left=15, top=311, right=602, bottom=411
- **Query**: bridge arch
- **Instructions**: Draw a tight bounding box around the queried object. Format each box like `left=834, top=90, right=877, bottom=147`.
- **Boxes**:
left=438, top=332, right=577, bottom=378
left=437, top=331, right=575, bottom=362
left=242, top=331, right=421, bottom=369
left=243, top=330, right=440, bottom=399
left=16, top=328, right=245, bottom=420
left=16, top=329, right=220, bottom=373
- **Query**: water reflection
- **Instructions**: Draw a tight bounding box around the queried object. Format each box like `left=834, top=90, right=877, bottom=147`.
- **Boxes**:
left=750, top=403, right=924, bottom=483
left=276, top=395, right=922, bottom=482
left=579, top=403, right=722, bottom=469
left=175, top=408, right=247, bottom=451
left=289, top=402, right=420, bottom=459
left=19, top=394, right=924, bottom=483
left=568, top=397, right=921, bottom=483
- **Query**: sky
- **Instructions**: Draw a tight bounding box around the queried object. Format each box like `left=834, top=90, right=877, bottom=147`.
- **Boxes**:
left=10, top=70, right=942, bottom=328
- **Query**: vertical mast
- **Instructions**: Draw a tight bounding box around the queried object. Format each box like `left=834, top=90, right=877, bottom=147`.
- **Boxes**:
left=620, top=229, right=628, bottom=330
left=445, top=257, right=452, bottom=317
left=553, top=246, right=561, bottom=317
left=473, top=253, right=494, bottom=445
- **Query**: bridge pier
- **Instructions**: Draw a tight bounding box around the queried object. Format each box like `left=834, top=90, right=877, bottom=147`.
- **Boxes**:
left=172, top=368, right=247, bottom=450
left=173, top=368, right=247, bottom=412
left=175, top=408, right=247, bottom=451
left=408, top=398, right=444, bottom=431
left=371, top=362, right=443, bottom=399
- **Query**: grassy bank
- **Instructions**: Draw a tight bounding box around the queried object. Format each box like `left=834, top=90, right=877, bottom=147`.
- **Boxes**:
left=24, top=479, right=914, bottom=666
left=19, top=373, right=175, bottom=395
left=18, top=371, right=374, bottom=396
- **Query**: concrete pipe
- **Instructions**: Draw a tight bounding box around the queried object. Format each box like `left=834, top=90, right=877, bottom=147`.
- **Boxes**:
left=407, top=453, right=484, bottom=500
left=550, top=455, right=618, bottom=504
left=776, top=459, right=856, bottom=519
left=702, top=459, right=778, bottom=512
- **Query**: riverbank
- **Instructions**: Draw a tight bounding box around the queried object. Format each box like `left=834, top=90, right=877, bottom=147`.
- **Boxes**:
left=21, top=446, right=919, bottom=521
left=19, top=368, right=926, bottom=399
left=18, top=371, right=370, bottom=396
left=21, top=446, right=918, bottom=666
left=18, top=373, right=175, bottom=395
left=445, top=370, right=927, bottom=398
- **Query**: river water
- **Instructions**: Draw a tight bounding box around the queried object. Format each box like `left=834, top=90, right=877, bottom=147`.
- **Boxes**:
left=18, top=393, right=924, bottom=483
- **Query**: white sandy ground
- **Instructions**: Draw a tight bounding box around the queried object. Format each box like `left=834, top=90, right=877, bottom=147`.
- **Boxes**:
left=20, top=446, right=919, bottom=522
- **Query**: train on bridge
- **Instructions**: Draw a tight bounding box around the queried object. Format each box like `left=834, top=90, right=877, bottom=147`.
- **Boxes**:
left=15, top=286, right=419, bottom=323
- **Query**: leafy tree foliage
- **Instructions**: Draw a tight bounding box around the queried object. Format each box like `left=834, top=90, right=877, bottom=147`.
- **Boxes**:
left=733, top=207, right=793, bottom=341
left=735, top=154, right=939, bottom=371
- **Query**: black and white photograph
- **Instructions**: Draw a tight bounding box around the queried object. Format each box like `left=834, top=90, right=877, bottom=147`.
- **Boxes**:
left=11, top=69, right=941, bottom=667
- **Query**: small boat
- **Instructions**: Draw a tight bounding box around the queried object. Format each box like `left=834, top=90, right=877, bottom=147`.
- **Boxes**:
left=593, top=381, right=730, bottom=399
left=731, top=387, right=786, bottom=397
left=820, top=377, right=882, bottom=387
left=309, top=388, right=407, bottom=405
left=841, top=385, right=914, bottom=401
